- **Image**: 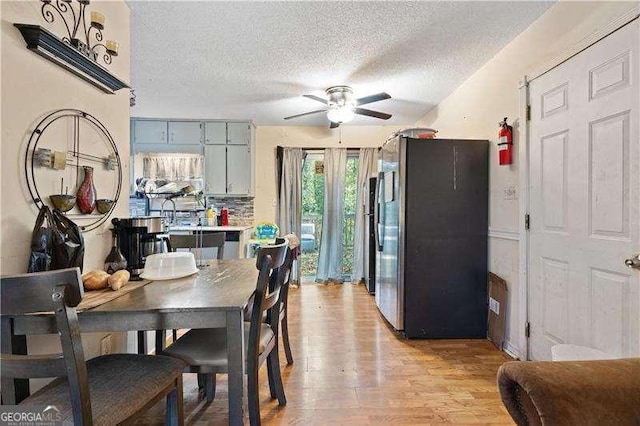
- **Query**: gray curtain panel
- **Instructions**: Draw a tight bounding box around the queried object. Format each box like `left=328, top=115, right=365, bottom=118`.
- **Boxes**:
left=316, top=148, right=347, bottom=283
left=351, top=148, right=377, bottom=283
left=277, top=148, right=303, bottom=282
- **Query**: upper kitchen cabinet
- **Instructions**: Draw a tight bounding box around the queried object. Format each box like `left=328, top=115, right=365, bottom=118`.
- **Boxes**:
left=204, top=122, right=251, bottom=145
left=204, top=122, right=227, bottom=145
left=133, top=120, right=167, bottom=144
left=227, top=122, right=251, bottom=145
left=168, top=121, right=202, bottom=145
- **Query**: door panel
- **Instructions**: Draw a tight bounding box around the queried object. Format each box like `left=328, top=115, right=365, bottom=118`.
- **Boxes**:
left=168, top=121, right=202, bottom=145
left=204, top=122, right=227, bottom=145
left=204, top=145, right=226, bottom=194
left=528, top=19, right=639, bottom=360
left=134, top=120, right=167, bottom=144
left=227, top=122, right=251, bottom=145
left=227, top=145, right=251, bottom=195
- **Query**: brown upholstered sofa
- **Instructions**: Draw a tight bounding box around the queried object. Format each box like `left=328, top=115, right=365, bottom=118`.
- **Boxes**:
left=497, top=358, right=640, bottom=425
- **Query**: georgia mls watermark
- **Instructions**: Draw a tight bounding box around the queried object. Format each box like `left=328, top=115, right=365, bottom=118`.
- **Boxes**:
left=0, top=406, right=63, bottom=426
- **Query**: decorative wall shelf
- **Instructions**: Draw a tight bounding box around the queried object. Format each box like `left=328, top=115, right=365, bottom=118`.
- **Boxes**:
left=14, top=24, right=129, bottom=94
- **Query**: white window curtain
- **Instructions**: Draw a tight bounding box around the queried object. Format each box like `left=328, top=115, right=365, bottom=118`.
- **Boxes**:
left=142, top=153, right=204, bottom=180
left=277, top=148, right=303, bottom=283
left=351, top=148, right=377, bottom=283
left=316, top=148, right=347, bottom=283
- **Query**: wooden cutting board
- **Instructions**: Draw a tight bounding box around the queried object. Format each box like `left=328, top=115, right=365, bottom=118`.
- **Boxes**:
left=78, top=279, right=151, bottom=312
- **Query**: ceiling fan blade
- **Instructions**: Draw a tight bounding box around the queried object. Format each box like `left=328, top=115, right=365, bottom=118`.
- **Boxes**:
left=303, top=94, right=328, bottom=105
left=354, top=108, right=392, bottom=120
left=329, top=121, right=340, bottom=129
left=284, top=109, right=327, bottom=120
left=356, top=92, right=391, bottom=106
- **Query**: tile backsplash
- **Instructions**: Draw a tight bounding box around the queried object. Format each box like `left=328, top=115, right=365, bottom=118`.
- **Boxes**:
left=207, top=196, right=254, bottom=226
left=129, top=196, right=254, bottom=226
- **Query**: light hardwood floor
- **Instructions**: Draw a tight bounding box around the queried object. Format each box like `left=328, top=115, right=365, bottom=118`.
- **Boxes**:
left=136, top=283, right=515, bottom=425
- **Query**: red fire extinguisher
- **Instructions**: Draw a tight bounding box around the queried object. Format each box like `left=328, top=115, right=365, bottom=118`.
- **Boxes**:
left=498, top=117, right=513, bottom=165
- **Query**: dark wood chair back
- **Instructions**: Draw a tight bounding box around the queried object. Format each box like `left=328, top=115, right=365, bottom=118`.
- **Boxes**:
left=250, top=240, right=288, bottom=357
left=169, top=232, right=226, bottom=259
left=0, top=268, right=92, bottom=423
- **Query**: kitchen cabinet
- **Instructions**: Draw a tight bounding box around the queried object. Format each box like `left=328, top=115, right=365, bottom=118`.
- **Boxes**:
left=227, top=145, right=251, bottom=194
left=131, top=118, right=254, bottom=196
left=168, top=121, right=202, bottom=145
left=204, top=144, right=251, bottom=195
left=204, top=122, right=251, bottom=145
left=204, top=122, right=227, bottom=145
left=227, top=122, right=251, bottom=145
left=204, top=145, right=227, bottom=194
left=133, top=120, right=167, bottom=144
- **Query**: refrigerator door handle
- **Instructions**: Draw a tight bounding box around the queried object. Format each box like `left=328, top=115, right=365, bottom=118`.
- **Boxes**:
left=374, top=172, right=384, bottom=251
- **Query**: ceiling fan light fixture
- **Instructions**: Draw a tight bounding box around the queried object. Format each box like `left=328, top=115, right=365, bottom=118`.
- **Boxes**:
left=327, top=105, right=355, bottom=123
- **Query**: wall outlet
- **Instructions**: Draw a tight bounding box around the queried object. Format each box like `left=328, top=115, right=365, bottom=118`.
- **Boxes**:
left=100, top=334, right=112, bottom=355
left=504, top=185, right=517, bottom=200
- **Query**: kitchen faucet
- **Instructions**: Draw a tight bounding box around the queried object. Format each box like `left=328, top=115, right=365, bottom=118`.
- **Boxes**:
left=160, top=197, right=177, bottom=227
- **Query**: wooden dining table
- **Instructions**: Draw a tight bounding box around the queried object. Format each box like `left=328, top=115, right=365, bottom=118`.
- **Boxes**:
left=4, top=259, right=258, bottom=426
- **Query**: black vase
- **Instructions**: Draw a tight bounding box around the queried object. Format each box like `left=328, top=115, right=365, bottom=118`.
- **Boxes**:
left=104, top=230, right=127, bottom=274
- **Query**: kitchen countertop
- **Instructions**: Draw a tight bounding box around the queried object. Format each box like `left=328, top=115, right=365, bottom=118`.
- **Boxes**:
left=168, top=225, right=253, bottom=232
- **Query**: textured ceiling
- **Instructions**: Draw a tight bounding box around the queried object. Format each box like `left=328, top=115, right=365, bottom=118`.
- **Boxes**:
left=129, top=1, right=553, bottom=126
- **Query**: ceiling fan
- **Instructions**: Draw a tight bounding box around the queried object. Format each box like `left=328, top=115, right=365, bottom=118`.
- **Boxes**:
left=284, top=86, right=392, bottom=128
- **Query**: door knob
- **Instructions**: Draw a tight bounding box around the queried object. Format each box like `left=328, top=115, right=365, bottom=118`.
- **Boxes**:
left=625, top=253, right=640, bottom=269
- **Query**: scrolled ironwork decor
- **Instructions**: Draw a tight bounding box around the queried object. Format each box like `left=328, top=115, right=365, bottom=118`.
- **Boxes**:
left=24, top=109, right=123, bottom=232
left=40, top=0, right=118, bottom=65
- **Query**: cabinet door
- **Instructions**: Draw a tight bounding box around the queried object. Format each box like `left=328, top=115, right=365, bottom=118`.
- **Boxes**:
left=204, top=122, right=227, bottom=145
left=133, top=120, right=167, bottom=144
left=227, top=122, right=251, bottom=145
left=227, top=145, right=251, bottom=194
left=204, top=145, right=227, bottom=194
left=168, top=121, right=202, bottom=144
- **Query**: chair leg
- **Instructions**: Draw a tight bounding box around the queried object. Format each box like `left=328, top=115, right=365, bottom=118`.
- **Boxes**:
left=282, top=313, right=293, bottom=365
left=166, top=376, right=184, bottom=426
left=155, top=330, right=165, bottom=353
left=172, top=329, right=178, bottom=342
left=204, top=373, right=216, bottom=403
left=197, top=373, right=204, bottom=391
left=267, top=349, right=286, bottom=406
left=267, top=356, right=277, bottom=399
left=137, top=330, right=147, bottom=354
left=247, top=367, right=261, bottom=426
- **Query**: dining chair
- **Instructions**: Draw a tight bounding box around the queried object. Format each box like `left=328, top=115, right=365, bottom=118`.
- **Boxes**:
left=169, top=232, right=226, bottom=260
left=0, top=268, right=186, bottom=426
left=250, top=237, right=296, bottom=365
left=161, top=240, right=289, bottom=426
left=148, top=232, right=227, bottom=352
left=276, top=242, right=296, bottom=365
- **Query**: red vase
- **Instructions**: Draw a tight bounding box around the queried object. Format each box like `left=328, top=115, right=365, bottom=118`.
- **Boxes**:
left=76, top=166, right=96, bottom=214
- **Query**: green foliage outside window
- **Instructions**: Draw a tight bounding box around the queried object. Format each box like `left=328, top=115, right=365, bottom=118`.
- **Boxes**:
left=300, top=154, right=359, bottom=279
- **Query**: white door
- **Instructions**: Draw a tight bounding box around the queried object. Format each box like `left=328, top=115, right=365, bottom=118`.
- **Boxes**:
left=528, top=19, right=639, bottom=361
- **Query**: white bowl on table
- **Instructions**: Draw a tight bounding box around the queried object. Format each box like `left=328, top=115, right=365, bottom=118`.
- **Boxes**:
left=141, top=252, right=199, bottom=280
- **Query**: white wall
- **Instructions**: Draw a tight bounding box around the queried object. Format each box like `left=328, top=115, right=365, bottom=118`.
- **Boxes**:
left=416, top=1, right=639, bottom=357
left=1, top=0, right=131, bottom=383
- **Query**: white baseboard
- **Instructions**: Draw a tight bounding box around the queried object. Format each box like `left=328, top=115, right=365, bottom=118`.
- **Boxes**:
left=503, top=340, right=521, bottom=359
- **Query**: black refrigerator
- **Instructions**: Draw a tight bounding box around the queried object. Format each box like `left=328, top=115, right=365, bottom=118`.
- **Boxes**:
left=375, top=136, right=489, bottom=338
